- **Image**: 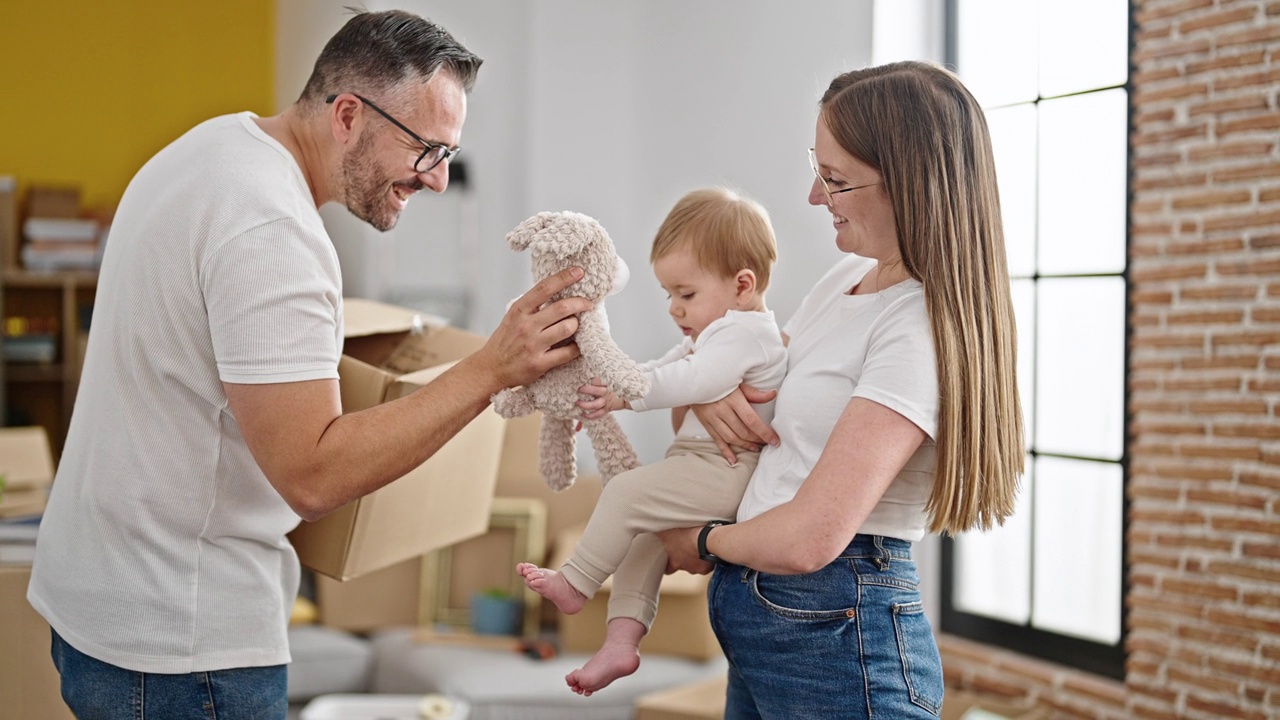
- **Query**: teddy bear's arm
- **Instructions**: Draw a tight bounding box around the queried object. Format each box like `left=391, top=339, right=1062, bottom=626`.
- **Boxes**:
left=575, top=309, right=651, bottom=402
left=491, top=386, right=537, bottom=418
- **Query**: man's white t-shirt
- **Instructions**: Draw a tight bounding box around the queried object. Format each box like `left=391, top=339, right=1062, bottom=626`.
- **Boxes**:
left=630, top=310, right=787, bottom=439
left=29, top=113, right=343, bottom=673
left=736, top=255, right=939, bottom=542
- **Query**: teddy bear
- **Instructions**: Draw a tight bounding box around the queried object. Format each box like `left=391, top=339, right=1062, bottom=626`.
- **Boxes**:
left=492, top=211, right=650, bottom=491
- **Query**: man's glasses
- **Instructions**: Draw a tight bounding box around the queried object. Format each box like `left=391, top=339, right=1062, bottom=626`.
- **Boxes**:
left=809, top=148, right=881, bottom=205
left=327, top=93, right=461, bottom=174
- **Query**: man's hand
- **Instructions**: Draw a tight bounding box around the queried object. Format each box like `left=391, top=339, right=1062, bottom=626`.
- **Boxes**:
left=576, top=377, right=626, bottom=419
left=691, top=384, right=779, bottom=464
left=657, top=526, right=713, bottom=575
left=474, top=267, right=593, bottom=392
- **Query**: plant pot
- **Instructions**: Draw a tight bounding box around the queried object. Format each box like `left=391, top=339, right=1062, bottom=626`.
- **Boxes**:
left=469, top=592, right=523, bottom=636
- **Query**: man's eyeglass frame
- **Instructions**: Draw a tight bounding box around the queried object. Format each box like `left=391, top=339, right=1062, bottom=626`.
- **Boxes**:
left=808, top=147, right=881, bottom=205
left=326, top=93, right=461, bottom=174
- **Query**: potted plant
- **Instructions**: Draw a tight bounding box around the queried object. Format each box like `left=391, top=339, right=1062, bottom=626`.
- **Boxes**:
left=469, top=587, right=523, bottom=636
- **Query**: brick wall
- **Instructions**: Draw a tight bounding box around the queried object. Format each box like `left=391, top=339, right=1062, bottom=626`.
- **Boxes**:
left=939, top=2, right=1280, bottom=718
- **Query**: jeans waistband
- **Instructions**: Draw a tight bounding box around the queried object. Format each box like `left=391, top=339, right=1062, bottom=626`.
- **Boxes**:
left=838, top=534, right=913, bottom=561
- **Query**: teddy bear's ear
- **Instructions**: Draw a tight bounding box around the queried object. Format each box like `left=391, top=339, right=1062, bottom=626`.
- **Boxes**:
left=534, top=212, right=604, bottom=260
left=506, top=212, right=558, bottom=251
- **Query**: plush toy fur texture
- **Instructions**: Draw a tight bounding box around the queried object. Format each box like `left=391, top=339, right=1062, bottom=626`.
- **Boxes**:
left=492, top=211, right=650, bottom=491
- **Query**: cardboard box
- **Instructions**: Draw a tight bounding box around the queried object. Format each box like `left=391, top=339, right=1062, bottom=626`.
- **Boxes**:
left=316, top=496, right=549, bottom=634
left=0, top=427, right=55, bottom=491
left=0, top=488, right=48, bottom=519
left=287, top=298, right=507, bottom=581
left=316, top=553, right=424, bottom=631
left=552, top=524, right=720, bottom=662
left=941, top=690, right=1049, bottom=720
left=0, top=565, right=75, bottom=719
left=635, top=675, right=727, bottom=720
left=311, top=410, right=607, bottom=631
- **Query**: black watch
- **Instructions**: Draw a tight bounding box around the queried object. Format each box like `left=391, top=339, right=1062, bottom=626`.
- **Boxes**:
left=697, top=520, right=733, bottom=564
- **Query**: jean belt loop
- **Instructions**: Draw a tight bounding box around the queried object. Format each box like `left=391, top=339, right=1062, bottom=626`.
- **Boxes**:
left=873, top=535, right=890, bottom=570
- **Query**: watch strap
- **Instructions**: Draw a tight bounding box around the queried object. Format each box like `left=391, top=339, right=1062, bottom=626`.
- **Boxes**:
left=697, top=520, right=732, bottom=564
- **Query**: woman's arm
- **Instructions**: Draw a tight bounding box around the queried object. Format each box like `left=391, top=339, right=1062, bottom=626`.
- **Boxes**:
left=661, top=396, right=925, bottom=575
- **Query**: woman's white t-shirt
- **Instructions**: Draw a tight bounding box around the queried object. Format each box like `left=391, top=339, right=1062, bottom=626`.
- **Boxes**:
left=736, top=254, right=939, bottom=542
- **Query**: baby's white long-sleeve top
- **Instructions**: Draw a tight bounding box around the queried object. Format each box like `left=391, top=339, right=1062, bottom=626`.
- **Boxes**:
left=629, top=309, right=787, bottom=439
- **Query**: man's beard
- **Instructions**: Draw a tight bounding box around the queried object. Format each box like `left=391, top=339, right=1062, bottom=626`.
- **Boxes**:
left=341, top=131, right=420, bottom=232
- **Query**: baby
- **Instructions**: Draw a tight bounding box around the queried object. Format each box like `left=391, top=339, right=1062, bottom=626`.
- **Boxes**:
left=518, top=187, right=786, bottom=694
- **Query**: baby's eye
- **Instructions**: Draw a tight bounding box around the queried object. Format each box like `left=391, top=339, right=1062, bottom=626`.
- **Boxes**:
left=681, top=293, right=695, bottom=301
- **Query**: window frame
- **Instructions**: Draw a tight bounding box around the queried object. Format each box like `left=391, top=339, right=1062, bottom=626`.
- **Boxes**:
left=937, top=0, right=1134, bottom=681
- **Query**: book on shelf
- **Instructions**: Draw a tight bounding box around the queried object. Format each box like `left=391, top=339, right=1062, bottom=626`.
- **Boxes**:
left=20, top=216, right=107, bottom=271
left=22, top=217, right=99, bottom=243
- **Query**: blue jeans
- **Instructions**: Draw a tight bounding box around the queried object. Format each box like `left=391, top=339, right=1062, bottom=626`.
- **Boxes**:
left=709, top=535, right=944, bottom=719
left=50, top=630, right=287, bottom=719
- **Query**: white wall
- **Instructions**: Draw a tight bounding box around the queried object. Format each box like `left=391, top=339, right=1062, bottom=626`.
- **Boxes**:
left=275, top=1, right=950, bottom=622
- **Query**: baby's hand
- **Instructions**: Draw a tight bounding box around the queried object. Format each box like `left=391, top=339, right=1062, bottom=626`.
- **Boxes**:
left=577, top=377, right=627, bottom=420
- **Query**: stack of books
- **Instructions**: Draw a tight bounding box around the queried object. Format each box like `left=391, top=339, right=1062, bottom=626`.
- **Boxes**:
left=21, top=216, right=105, bottom=271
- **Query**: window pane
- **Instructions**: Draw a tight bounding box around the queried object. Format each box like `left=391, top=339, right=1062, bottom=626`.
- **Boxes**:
left=953, top=456, right=1033, bottom=624
left=1037, top=89, right=1128, bottom=275
left=987, top=104, right=1037, bottom=278
left=956, top=0, right=1038, bottom=107
left=1012, top=279, right=1035, bottom=447
left=1032, top=456, right=1123, bottom=644
left=1035, top=277, right=1125, bottom=460
left=1038, top=0, right=1129, bottom=97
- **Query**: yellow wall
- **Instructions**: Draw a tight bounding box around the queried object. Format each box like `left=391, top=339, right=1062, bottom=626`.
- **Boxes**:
left=0, top=1, right=274, bottom=210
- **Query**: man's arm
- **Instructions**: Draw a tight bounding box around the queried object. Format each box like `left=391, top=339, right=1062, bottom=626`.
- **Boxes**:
left=225, top=267, right=591, bottom=521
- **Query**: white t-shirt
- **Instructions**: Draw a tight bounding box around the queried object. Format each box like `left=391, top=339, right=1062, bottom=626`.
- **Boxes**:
left=736, top=255, right=939, bottom=542
left=630, top=310, right=787, bottom=439
left=29, top=113, right=343, bottom=673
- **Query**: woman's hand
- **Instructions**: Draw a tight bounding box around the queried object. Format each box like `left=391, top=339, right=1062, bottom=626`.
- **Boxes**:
left=657, top=526, right=713, bottom=575
left=576, top=377, right=627, bottom=419
left=691, top=384, right=780, bottom=464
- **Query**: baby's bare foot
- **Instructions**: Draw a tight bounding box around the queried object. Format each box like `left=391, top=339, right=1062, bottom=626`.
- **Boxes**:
left=516, top=563, right=587, bottom=615
left=565, top=642, right=641, bottom=696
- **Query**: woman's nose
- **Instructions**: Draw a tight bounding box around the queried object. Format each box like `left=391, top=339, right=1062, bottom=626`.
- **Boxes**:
left=808, top=178, right=827, bottom=206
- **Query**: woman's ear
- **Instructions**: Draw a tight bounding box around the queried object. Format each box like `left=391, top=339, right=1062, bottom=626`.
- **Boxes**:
left=735, top=269, right=758, bottom=301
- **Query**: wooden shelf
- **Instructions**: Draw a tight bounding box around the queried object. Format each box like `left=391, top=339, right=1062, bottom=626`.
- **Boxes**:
left=4, top=364, right=64, bottom=383
left=2, top=269, right=98, bottom=289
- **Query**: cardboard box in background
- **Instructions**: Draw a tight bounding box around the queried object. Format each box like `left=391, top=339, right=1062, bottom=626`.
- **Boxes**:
left=941, top=691, right=1049, bottom=720
left=634, top=675, right=727, bottom=720
left=552, top=524, right=720, bottom=662
left=0, top=565, right=75, bottom=720
left=316, top=553, right=423, bottom=631
left=0, top=427, right=55, bottom=519
left=287, top=298, right=507, bottom=581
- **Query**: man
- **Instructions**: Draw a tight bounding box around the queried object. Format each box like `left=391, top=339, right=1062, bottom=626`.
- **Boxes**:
left=28, top=11, right=588, bottom=717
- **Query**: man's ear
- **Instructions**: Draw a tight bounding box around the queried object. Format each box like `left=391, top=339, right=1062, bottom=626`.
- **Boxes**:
left=735, top=269, right=757, bottom=300
left=329, top=94, right=361, bottom=145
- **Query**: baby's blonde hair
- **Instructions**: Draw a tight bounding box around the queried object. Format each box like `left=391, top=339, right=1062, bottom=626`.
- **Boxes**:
left=649, top=188, right=778, bottom=291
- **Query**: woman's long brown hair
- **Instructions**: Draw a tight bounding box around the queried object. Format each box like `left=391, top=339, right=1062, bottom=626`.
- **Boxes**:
left=821, top=61, right=1024, bottom=534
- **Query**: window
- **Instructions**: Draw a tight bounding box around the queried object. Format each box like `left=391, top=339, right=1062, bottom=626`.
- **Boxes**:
left=939, top=0, right=1131, bottom=679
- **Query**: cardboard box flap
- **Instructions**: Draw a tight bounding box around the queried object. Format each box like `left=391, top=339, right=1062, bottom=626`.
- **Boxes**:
left=382, top=326, right=486, bottom=376
left=337, top=356, right=395, bottom=413
left=0, top=428, right=55, bottom=490
left=343, top=297, right=447, bottom=339
left=386, top=360, right=457, bottom=400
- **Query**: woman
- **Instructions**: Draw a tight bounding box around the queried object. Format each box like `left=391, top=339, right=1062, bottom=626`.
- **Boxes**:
left=659, top=61, right=1024, bottom=719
